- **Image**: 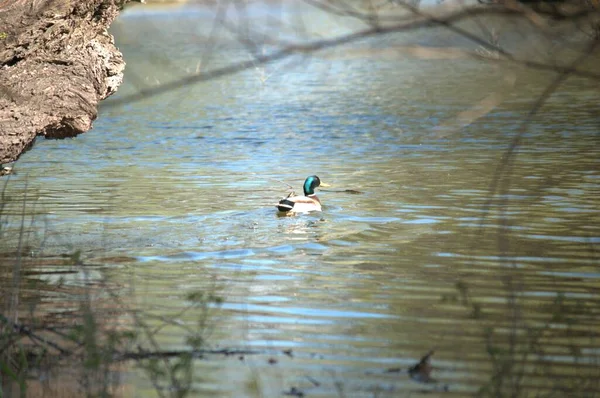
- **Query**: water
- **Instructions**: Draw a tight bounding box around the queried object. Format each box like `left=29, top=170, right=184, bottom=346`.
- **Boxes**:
left=1, top=3, right=599, bottom=397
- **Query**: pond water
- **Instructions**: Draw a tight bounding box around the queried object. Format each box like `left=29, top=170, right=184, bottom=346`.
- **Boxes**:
left=2, top=3, right=599, bottom=397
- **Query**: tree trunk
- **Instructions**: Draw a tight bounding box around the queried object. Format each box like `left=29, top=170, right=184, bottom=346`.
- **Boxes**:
left=0, top=0, right=127, bottom=165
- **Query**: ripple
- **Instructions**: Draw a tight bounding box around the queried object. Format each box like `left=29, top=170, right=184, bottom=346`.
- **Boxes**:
left=137, top=248, right=255, bottom=262
left=221, top=303, right=395, bottom=319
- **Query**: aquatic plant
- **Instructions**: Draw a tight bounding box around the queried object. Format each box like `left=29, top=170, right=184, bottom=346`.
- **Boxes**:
left=443, top=275, right=600, bottom=397
left=0, top=178, right=229, bottom=398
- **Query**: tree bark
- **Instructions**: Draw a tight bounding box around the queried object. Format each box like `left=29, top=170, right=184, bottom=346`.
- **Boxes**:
left=0, top=0, right=127, bottom=165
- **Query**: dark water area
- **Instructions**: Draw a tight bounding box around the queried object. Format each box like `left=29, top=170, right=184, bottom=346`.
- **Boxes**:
left=1, top=2, right=599, bottom=397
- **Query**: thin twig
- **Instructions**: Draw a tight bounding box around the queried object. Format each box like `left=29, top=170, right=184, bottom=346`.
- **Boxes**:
left=472, top=37, right=600, bottom=254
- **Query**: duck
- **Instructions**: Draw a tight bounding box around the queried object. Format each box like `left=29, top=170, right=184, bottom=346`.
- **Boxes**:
left=277, top=175, right=329, bottom=214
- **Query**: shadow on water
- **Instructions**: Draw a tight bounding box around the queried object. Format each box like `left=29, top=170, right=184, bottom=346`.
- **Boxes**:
left=2, top=1, right=600, bottom=397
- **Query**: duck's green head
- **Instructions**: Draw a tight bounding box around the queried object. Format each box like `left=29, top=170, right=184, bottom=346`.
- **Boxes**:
left=303, top=175, right=329, bottom=196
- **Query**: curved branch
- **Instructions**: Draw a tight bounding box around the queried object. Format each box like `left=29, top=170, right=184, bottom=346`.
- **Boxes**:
left=104, top=6, right=600, bottom=109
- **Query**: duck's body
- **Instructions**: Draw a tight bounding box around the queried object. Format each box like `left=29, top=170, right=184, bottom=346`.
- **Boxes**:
left=277, top=176, right=327, bottom=214
left=277, top=194, right=322, bottom=213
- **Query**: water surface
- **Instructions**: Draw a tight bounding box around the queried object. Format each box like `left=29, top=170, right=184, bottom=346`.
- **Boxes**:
left=2, top=3, right=599, bottom=397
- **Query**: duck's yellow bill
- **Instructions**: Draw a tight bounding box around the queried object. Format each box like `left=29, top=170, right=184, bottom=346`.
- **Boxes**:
left=320, top=182, right=331, bottom=187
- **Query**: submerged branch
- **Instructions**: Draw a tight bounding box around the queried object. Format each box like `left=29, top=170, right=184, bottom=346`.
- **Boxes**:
left=117, top=347, right=262, bottom=361
left=0, top=313, right=71, bottom=356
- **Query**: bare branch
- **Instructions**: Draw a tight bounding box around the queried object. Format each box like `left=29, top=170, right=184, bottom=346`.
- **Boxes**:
left=104, top=6, right=600, bottom=109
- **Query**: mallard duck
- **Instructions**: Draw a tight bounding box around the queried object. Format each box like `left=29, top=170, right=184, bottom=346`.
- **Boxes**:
left=277, top=175, right=329, bottom=214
